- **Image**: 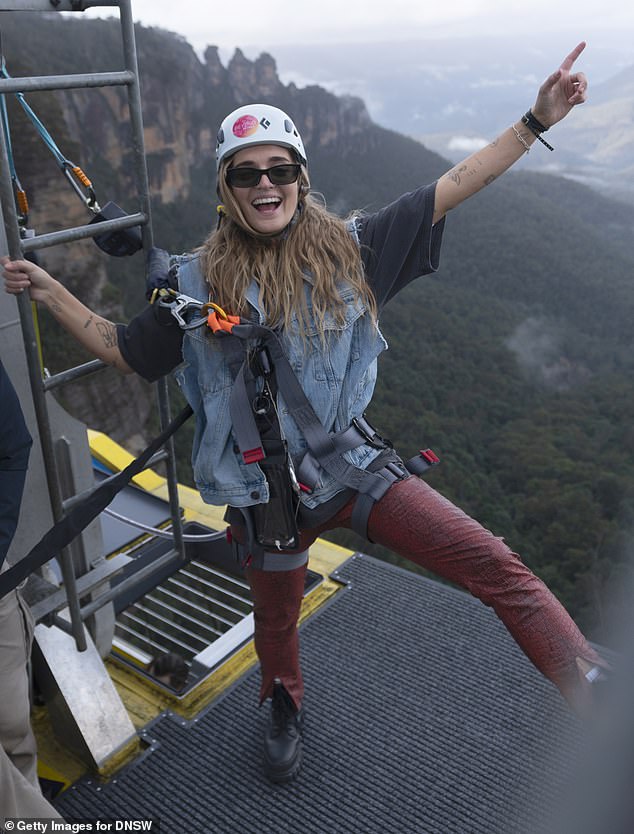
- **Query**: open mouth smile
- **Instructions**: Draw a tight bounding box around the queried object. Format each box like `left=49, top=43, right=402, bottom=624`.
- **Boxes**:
left=252, top=196, right=282, bottom=213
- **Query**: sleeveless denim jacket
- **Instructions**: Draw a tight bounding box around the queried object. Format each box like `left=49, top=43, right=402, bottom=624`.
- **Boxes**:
left=174, top=251, right=387, bottom=510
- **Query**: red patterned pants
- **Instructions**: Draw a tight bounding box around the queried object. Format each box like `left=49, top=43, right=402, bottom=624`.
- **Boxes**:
left=244, top=476, right=604, bottom=714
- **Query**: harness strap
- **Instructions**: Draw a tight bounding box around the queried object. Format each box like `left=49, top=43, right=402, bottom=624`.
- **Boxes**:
left=296, top=415, right=390, bottom=491
left=350, top=459, right=410, bottom=541
left=230, top=353, right=266, bottom=464
left=229, top=532, right=309, bottom=572
left=214, top=321, right=403, bottom=540
left=404, top=448, right=440, bottom=476
left=158, top=300, right=439, bottom=547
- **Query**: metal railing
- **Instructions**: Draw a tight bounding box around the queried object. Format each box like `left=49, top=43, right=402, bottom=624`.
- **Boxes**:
left=0, top=0, right=186, bottom=651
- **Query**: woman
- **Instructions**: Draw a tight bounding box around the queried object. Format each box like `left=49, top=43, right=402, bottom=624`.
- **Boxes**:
left=3, top=42, right=608, bottom=784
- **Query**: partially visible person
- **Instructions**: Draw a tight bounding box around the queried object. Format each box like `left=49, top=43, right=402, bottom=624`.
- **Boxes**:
left=0, top=358, right=62, bottom=821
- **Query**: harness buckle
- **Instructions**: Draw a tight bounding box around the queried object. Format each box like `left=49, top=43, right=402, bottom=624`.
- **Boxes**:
left=404, top=448, right=440, bottom=477
left=351, top=415, right=391, bottom=449
left=420, top=448, right=440, bottom=465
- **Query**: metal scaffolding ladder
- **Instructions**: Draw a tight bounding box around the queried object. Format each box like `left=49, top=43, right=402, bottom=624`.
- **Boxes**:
left=0, top=0, right=186, bottom=769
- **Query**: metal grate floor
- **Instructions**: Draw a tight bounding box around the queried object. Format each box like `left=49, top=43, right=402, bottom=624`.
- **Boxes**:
left=54, top=554, right=590, bottom=834
left=113, top=559, right=252, bottom=665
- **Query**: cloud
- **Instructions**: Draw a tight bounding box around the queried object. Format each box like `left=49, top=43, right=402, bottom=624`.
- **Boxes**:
left=506, top=317, right=592, bottom=391
left=469, top=74, right=540, bottom=88
left=448, top=136, right=489, bottom=153
left=75, top=0, right=634, bottom=52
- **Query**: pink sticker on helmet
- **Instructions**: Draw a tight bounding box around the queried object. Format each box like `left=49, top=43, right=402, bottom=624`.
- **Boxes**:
left=232, top=115, right=259, bottom=138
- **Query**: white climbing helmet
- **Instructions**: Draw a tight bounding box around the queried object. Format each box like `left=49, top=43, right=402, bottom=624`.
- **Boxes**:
left=215, top=103, right=307, bottom=171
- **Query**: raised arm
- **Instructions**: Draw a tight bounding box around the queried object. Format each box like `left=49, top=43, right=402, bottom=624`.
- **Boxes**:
left=1, top=257, right=133, bottom=374
left=432, top=42, right=588, bottom=224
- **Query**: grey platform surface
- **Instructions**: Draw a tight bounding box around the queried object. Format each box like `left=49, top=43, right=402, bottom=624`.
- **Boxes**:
left=54, top=553, right=587, bottom=833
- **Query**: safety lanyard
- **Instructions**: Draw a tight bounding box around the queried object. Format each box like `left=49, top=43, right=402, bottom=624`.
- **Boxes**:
left=0, top=65, right=28, bottom=225
left=0, top=53, right=99, bottom=217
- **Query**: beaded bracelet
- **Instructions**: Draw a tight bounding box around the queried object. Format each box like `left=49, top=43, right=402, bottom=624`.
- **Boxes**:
left=512, top=124, right=531, bottom=153
left=521, top=110, right=554, bottom=151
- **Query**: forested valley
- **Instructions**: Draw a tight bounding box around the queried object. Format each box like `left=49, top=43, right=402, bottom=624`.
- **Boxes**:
left=4, top=12, right=634, bottom=642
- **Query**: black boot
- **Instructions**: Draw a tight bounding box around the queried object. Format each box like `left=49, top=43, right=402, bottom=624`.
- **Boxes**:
left=263, top=679, right=304, bottom=783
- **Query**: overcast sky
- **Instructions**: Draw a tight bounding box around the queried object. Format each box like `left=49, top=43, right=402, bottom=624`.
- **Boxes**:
left=82, top=0, right=633, bottom=57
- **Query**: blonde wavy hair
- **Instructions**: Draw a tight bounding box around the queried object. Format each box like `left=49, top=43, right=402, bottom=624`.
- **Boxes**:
left=199, top=158, right=377, bottom=338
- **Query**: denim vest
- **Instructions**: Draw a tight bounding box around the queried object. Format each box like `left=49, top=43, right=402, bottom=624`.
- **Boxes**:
left=174, top=252, right=387, bottom=509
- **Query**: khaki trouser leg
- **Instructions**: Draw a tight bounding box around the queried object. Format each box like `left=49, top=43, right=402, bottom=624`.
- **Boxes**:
left=0, top=587, right=38, bottom=784
left=0, top=586, right=61, bottom=820
left=0, top=741, right=60, bottom=820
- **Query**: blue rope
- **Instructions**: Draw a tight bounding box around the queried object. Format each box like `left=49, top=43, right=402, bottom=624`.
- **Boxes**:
left=0, top=63, right=69, bottom=168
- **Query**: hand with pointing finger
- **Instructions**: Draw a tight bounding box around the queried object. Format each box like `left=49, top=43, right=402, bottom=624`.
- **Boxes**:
left=532, top=41, right=588, bottom=129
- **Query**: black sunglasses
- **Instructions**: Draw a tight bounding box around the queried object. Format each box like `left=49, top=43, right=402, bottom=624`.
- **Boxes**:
left=225, top=163, right=302, bottom=189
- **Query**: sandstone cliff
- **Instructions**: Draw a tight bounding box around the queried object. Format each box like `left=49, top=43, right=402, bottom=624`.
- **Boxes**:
left=1, top=13, right=380, bottom=447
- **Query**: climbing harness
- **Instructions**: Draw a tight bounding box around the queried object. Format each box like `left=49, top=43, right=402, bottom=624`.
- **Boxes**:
left=151, top=250, right=440, bottom=562
left=0, top=46, right=141, bottom=256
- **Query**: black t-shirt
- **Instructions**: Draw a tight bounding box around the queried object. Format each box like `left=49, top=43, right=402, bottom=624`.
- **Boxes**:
left=0, top=360, right=33, bottom=568
left=117, top=182, right=444, bottom=381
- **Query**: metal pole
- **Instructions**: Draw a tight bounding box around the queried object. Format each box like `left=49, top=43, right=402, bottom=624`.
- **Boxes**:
left=0, top=2, right=118, bottom=10
left=43, top=359, right=106, bottom=391
left=0, top=0, right=186, bottom=649
left=0, top=71, right=135, bottom=95
left=0, top=123, right=87, bottom=651
left=78, top=547, right=182, bottom=620
left=118, top=0, right=186, bottom=562
left=20, top=213, right=147, bottom=253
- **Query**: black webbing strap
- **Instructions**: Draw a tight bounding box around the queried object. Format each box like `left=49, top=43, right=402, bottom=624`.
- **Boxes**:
left=230, top=354, right=267, bottom=464
left=350, top=459, right=409, bottom=539
left=296, top=416, right=387, bottom=489
left=0, top=404, right=193, bottom=600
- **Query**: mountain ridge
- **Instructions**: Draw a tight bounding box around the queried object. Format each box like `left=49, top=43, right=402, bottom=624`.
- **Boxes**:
left=2, top=12, right=633, bottom=637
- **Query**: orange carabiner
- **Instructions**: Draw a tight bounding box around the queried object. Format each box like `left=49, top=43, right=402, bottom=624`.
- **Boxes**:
left=16, top=188, right=29, bottom=216
left=206, top=310, right=240, bottom=334
left=71, top=165, right=92, bottom=188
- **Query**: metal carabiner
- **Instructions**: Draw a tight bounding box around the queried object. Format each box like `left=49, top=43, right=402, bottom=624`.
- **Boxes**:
left=62, top=161, right=100, bottom=213
left=175, top=299, right=233, bottom=330
left=156, top=292, right=215, bottom=330
left=168, top=294, right=208, bottom=329
left=154, top=292, right=232, bottom=331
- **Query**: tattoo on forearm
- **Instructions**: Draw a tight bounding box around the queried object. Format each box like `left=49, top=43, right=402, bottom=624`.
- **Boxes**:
left=50, top=301, right=63, bottom=314
left=96, top=321, right=117, bottom=349
left=484, top=175, right=496, bottom=185
left=447, top=156, right=485, bottom=187
left=84, top=315, right=94, bottom=329
left=448, top=164, right=468, bottom=187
